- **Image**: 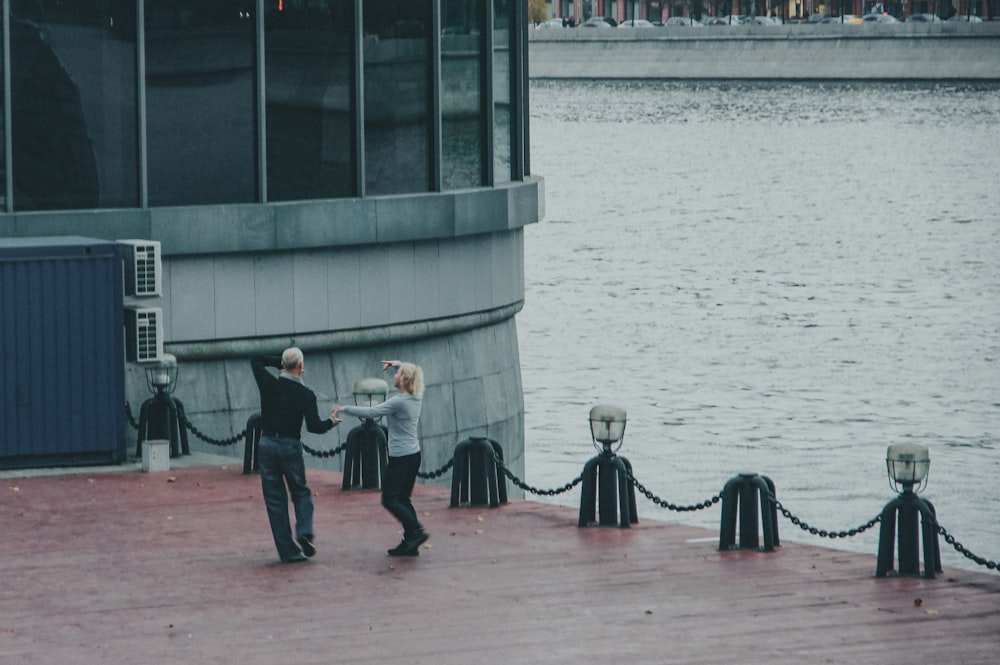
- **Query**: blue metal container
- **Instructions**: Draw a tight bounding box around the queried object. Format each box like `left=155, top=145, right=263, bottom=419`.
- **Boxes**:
left=0, top=236, right=126, bottom=469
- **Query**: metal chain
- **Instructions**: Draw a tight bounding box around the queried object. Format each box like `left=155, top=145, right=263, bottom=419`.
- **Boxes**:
left=771, top=494, right=882, bottom=538
left=417, top=459, right=455, bottom=480
left=179, top=411, right=245, bottom=447
left=494, top=455, right=583, bottom=496
left=121, top=397, right=998, bottom=571
left=124, top=402, right=139, bottom=430
left=936, top=522, right=999, bottom=571
left=302, top=441, right=347, bottom=459
left=626, top=470, right=721, bottom=512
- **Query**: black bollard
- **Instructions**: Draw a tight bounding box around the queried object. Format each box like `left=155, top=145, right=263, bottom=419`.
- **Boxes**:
left=578, top=451, right=638, bottom=528
left=719, top=473, right=779, bottom=551
left=450, top=437, right=507, bottom=508
left=876, top=489, right=941, bottom=578
left=342, top=420, right=388, bottom=490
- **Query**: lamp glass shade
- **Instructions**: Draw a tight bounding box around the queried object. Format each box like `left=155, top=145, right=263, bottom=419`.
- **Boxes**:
left=886, top=443, right=930, bottom=484
left=353, top=377, right=389, bottom=406
left=145, top=354, right=178, bottom=394
left=589, top=404, right=627, bottom=445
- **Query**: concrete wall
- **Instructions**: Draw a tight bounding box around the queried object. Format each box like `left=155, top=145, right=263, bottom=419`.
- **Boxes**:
left=529, top=23, right=1000, bottom=79
left=7, top=178, right=542, bottom=489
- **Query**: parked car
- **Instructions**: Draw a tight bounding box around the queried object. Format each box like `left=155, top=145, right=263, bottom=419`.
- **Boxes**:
left=741, top=15, right=782, bottom=25
left=946, top=14, right=983, bottom=21
left=535, top=18, right=565, bottom=29
left=861, top=13, right=900, bottom=22
left=704, top=15, right=736, bottom=25
left=581, top=16, right=616, bottom=28
left=664, top=16, right=702, bottom=26
left=905, top=13, right=942, bottom=22
left=821, top=14, right=861, bottom=23
left=807, top=13, right=830, bottom=23
left=617, top=18, right=657, bottom=28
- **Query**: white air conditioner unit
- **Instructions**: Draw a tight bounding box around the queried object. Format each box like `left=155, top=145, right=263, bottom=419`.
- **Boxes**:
left=124, top=306, right=163, bottom=363
left=118, top=239, right=161, bottom=297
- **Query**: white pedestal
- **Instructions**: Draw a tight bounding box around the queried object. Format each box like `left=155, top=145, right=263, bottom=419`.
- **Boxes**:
left=142, top=440, right=170, bottom=473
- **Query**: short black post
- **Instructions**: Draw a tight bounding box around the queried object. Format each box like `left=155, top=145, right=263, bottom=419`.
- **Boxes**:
left=719, top=473, right=779, bottom=551
left=136, top=391, right=189, bottom=459
left=243, top=414, right=262, bottom=474
left=578, top=450, right=637, bottom=528
left=342, top=420, right=388, bottom=490
left=876, top=489, right=941, bottom=579
left=450, top=437, right=507, bottom=508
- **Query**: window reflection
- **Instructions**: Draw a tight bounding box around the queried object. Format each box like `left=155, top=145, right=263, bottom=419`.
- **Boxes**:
left=265, top=0, right=355, bottom=201
left=9, top=0, right=137, bottom=211
left=362, top=0, right=432, bottom=195
left=441, top=0, right=484, bottom=190
left=493, top=0, right=512, bottom=184
left=145, top=1, right=256, bottom=206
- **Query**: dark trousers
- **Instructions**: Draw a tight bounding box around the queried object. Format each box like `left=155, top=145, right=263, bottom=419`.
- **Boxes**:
left=259, top=435, right=313, bottom=561
left=382, top=452, right=423, bottom=538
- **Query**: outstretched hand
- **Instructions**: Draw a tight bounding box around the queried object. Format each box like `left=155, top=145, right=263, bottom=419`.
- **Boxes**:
left=331, top=406, right=343, bottom=425
left=381, top=359, right=400, bottom=372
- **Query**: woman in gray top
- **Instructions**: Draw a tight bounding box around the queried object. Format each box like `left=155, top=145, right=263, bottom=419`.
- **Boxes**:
left=335, top=360, right=429, bottom=556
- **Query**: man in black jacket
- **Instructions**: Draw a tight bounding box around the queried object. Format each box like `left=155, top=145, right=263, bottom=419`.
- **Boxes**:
left=251, top=348, right=340, bottom=563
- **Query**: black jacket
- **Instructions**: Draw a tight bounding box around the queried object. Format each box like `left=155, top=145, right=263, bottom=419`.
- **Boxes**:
left=251, top=355, right=334, bottom=439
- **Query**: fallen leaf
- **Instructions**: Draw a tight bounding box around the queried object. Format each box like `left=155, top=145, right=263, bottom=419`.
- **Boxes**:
left=914, top=598, right=923, bottom=607
left=10, top=486, right=19, bottom=492
left=477, top=515, right=485, bottom=522
left=645, top=610, right=653, bottom=615
left=924, top=609, right=939, bottom=616
left=474, top=529, right=484, bottom=535
left=167, top=477, right=177, bottom=483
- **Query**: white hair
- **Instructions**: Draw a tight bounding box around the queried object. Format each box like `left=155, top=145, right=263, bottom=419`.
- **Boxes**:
left=281, top=347, right=304, bottom=370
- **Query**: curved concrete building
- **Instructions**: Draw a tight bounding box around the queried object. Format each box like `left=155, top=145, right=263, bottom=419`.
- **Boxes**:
left=0, top=0, right=540, bottom=481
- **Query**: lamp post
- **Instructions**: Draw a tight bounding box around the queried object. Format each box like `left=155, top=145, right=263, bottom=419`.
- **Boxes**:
left=135, top=354, right=189, bottom=458
left=876, top=443, right=942, bottom=578
left=578, top=405, right=638, bottom=528
left=342, top=377, right=389, bottom=490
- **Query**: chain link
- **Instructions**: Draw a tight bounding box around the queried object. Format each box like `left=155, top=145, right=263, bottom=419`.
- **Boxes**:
left=626, top=470, right=721, bottom=512
left=417, top=459, right=456, bottom=480
left=493, top=455, right=583, bottom=496
left=301, top=441, right=347, bottom=459
left=178, top=410, right=245, bottom=447
left=124, top=402, right=139, bottom=430
left=936, top=522, right=999, bottom=571
left=771, top=493, right=882, bottom=538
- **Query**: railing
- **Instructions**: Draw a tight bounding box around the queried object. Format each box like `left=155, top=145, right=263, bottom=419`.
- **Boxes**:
left=124, top=402, right=998, bottom=574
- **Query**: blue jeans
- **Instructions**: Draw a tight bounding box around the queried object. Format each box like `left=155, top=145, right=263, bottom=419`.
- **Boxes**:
left=259, top=435, right=313, bottom=561
left=382, top=452, right=423, bottom=538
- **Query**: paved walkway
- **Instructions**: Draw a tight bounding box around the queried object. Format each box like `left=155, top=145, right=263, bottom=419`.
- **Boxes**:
left=2, top=458, right=997, bottom=664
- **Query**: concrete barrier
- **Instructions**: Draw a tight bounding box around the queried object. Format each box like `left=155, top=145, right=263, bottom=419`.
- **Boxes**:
left=528, top=23, right=1000, bottom=80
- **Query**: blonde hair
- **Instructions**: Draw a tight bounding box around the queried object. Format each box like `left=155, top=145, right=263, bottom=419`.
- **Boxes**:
left=397, top=362, right=424, bottom=398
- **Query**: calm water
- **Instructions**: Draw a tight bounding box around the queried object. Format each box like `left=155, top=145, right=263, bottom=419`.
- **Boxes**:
left=520, top=80, right=1000, bottom=573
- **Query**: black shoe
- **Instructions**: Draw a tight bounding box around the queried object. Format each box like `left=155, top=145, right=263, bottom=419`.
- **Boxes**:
left=297, top=535, right=316, bottom=558
left=404, top=530, right=429, bottom=550
left=388, top=540, right=420, bottom=557
left=282, top=552, right=309, bottom=564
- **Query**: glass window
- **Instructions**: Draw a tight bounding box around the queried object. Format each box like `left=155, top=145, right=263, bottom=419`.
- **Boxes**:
left=362, top=0, right=432, bottom=195
left=265, top=0, right=355, bottom=201
left=145, top=1, right=257, bottom=206
left=10, top=0, right=138, bottom=211
left=441, top=0, right=484, bottom=190
left=493, top=0, right=512, bottom=184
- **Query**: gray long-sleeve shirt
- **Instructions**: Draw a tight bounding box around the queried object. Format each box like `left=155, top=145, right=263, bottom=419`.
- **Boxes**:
left=338, top=393, right=422, bottom=457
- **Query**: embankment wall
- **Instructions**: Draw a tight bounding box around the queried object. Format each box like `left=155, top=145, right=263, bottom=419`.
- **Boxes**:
left=528, top=23, right=1000, bottom=80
